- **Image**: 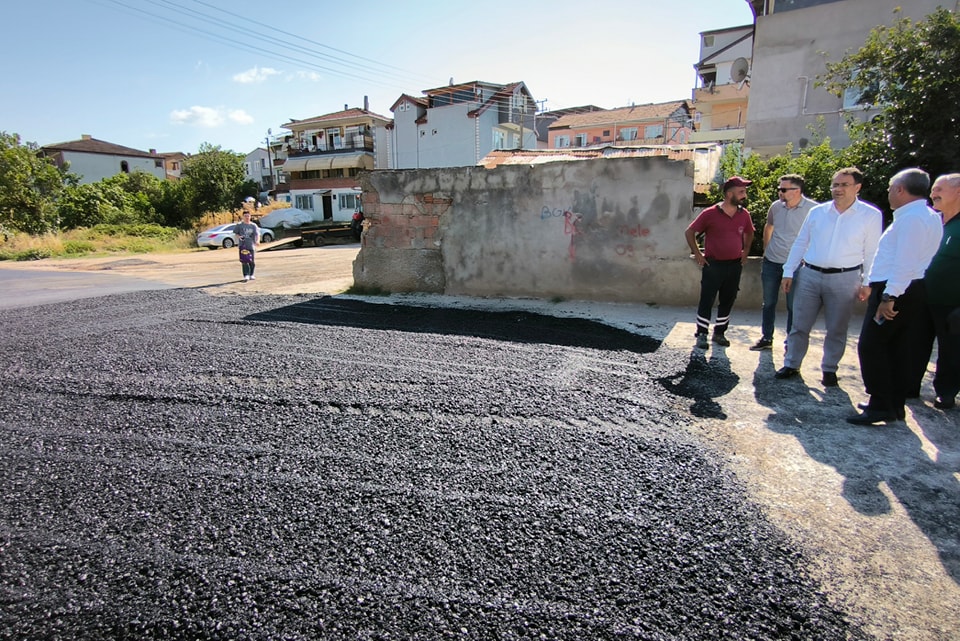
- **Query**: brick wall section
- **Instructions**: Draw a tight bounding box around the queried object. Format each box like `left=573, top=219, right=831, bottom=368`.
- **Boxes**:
left=361, top=192, right=448, bottom=251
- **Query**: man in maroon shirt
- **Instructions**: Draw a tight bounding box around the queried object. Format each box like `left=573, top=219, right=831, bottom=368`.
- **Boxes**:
left=684, top=176, right=756, bottom=349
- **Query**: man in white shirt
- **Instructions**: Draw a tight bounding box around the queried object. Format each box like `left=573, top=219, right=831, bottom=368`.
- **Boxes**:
left=848, top=168, right=944, bottom=425
left=774, top=168, right=883, bottom=387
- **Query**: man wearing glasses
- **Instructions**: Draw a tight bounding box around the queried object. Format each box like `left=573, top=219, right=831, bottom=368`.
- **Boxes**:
left=774, top=167, right=882, bottom=387
left=750, top=174, right=818, bottom=351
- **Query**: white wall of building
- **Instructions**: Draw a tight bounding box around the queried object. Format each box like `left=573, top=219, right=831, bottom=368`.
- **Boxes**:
left=63, top=151, right=166, bottom=184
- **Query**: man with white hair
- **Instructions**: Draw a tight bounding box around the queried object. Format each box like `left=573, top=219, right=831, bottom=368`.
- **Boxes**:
left=922, top=173, right=960, bottom=410
left=848, top=168, right=943, bottom=424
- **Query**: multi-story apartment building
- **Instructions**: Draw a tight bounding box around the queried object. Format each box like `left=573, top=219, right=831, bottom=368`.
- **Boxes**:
left=744, top=0, right=947, bottom=156
left=388, top=80, right=538, bottom=168
left=689, top=24, right=754, bottom=144
left=279, top=103, right=391, bottom=221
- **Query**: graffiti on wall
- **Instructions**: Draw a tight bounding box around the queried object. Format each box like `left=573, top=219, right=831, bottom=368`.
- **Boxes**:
left=540, top=205, right=650, bottom=261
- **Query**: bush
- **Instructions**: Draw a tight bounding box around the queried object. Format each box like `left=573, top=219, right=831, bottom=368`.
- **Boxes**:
left=62, top=240, right=96, bottom=255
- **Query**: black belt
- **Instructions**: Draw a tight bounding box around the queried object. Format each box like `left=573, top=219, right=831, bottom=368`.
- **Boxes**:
left=805, top=263, right=862, bottom=274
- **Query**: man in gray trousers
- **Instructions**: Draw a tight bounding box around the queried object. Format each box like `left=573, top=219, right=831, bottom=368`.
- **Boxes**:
left=774, top=167, right=883, bottom=387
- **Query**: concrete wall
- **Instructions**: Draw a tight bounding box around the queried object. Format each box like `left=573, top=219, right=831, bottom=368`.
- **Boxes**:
left=354, top=157, right=768, bottom=308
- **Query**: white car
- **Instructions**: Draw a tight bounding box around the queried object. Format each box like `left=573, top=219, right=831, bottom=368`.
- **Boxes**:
left=196, top=223, right=274, bottom=249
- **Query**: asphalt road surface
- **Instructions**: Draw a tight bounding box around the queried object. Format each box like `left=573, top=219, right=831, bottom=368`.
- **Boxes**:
left=1, top=247, right=958, bottom=639
left=1, top=289, right=867, bottom=640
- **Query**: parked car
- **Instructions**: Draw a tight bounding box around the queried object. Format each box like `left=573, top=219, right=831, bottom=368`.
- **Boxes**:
left=196, top=223, right=274, bottom=249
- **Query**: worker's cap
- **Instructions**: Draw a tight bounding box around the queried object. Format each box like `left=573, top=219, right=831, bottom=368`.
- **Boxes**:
left=721, top=176, right=752, bottom=192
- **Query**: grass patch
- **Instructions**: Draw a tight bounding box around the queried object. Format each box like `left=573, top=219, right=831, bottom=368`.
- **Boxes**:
left=0, top=226, right=198, bottom=261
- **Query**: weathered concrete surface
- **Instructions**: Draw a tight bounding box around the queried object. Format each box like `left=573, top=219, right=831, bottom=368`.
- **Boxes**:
left=355, top=158, right=766, bottom=307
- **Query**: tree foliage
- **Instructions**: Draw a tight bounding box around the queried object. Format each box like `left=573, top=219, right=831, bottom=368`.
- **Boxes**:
left=707, top=138, right=857, bottom=254
left=0, top=132, right=73, bottom=234
left=819, top=7, right=960, bottom=206
left=179, top=143, right=247, bottom=220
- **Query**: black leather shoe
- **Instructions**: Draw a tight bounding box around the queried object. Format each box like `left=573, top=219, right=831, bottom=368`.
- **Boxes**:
left=846, top=409, right=899, bottom=425
left=856, top=402, right=905, bottom=420
left=934, top=396, right=957, bottom=410
left=775, top=366, right=800, bottom=379
left=821, top=372, right=839, bottom=387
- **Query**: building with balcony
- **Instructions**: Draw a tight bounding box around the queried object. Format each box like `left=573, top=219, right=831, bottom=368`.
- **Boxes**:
left=279, top=103, right=391, bottom=220
left=547, top=101, right=693, bottom=149
left=689, top=24, right=753, bottom=144
left=388, top=80, right=538, bottom=169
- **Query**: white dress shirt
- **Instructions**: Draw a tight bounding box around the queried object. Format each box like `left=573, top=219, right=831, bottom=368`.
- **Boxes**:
left=783, top=198, right=883, bottom=286
left=867, top=198, right=943, bottom=296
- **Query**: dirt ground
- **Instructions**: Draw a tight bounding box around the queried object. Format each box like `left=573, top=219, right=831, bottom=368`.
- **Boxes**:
left=5, top=244, right=959, bottom=640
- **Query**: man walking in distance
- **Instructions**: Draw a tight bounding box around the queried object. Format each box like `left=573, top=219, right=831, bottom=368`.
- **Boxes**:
left=848, top=168, right=943, bottom=424
left=750, top=174, right=818, bottom=351
left=921, top=173, right=960, bottom=410
left=685, top=176, right=755, bottom=350
left=775, top=167, right=882, bottom=386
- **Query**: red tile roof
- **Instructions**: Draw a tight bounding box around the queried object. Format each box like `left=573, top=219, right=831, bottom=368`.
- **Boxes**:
left=549, top=101, right=691, bottom=130
left=41, top=137, right=158, bottom=158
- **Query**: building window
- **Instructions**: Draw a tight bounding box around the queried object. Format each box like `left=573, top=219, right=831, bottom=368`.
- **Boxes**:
left=645, top=124, right=664, bottom=139
left=620, top=128, right=638, bottom=141
left=574, top=133, right=587, bottom=147
left=493, top=130, right=505, bottom=149
left=295, top=194, right=314, bottom=210
left=703, top=35, right=715, bottom=47
left=120, top=161, right=129, bottom=174
left=602, top=130, right=610, bottom=137
left=555, top=135, right=570, bottom=148
left=339, top=193, right=358, bottom=210
left=171, top=162, right=179, bottom=171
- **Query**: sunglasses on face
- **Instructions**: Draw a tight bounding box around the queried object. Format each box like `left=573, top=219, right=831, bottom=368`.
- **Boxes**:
left=778, top=187, right=799, bottom=192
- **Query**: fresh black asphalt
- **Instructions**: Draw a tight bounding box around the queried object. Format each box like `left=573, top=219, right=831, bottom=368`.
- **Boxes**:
left=0, top=290, right=869, bottom=640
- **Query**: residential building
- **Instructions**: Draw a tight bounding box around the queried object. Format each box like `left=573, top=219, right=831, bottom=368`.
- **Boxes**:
left=744, top=0, right=946, bottom=156
left=534, top=105, right=604, bottom=148
left=547, top=101, right=694, bottom=149
left=159, top=151, right=188, bottom=181
left=279, top=102, right=391, bottom=220
left=389, top=80, right=538, bottom=168
left=244, top=147, right=272, bottom=193
left=39, top=135, right=166, bottom=184
left=689, top=24, right=754, bottom=144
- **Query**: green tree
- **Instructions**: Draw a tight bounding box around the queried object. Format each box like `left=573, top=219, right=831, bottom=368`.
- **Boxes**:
left=819, top=7, right=960, bottom=207
left=709, top=139, right=856, bottom=255
left=179, top=143, right=246, bottom=221
left=0, top=132, right=72, bottom=234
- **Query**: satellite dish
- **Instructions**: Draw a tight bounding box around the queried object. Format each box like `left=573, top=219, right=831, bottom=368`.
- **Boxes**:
left=730, top=57, right=750, bottom=83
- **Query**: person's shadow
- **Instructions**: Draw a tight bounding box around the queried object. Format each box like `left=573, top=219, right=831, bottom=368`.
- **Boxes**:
left=658, top=345, right=739, bottom=419
left=753, top=355, right=960, bottom=584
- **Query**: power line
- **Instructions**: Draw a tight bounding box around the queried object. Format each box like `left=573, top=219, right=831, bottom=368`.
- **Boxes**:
left=87, top=0, right=435, bottom=94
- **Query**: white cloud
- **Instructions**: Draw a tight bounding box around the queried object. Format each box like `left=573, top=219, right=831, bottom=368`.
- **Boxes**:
left=170, top=106, right=224, bottom=127
left=233, top=66, right=281, bottom=84
left=228, top=109, right=254, bottom=125
left=293, top=70, right=323, bottom=82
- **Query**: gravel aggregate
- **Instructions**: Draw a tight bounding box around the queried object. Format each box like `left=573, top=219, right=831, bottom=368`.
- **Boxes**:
left=0, top=290, right=868, bottom=640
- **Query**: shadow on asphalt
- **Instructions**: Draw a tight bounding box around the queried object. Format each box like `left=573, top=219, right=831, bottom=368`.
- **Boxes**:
left=657, top=348, right=740, bottom=420
left=750, top=352, right=960, bottom=586
left=245, top=296, right=663, bottom=353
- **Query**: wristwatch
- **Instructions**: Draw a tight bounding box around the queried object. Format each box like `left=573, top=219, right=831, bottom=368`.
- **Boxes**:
left=881, top=293, right=898, bottom=302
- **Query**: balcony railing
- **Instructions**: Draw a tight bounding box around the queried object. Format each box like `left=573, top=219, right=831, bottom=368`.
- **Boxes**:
left=286, top=134, right=374, bottom=157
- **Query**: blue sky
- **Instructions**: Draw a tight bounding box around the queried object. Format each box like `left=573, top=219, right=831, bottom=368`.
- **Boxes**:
left=3, top=0, right=755, bottom=156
